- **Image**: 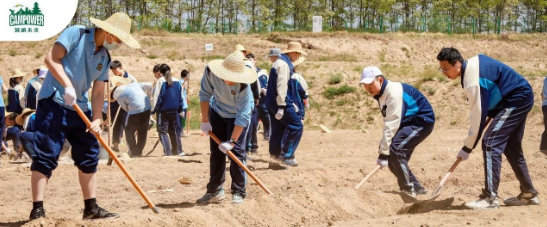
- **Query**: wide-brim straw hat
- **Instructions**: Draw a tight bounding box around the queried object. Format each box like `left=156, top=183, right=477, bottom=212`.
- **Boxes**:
left=10, top=68, right=26, bottom=78
left=281, top=42, right=308, bottom=56
left=235, top=44, right=246, bottom=52
left=90, top=12, right=141, bottom=49
left=109, top=76, right=129, bottom=102
left=15, top=108, right=35, bottom=126
left=293, top=56, right=306, bottom=66
left=33, top=65, right=47, bottom=76
left=208, top=52, right=258, bottom=84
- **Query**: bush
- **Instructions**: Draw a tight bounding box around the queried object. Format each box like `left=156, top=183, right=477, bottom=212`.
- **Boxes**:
left=323, top=85, right=356, bottom=99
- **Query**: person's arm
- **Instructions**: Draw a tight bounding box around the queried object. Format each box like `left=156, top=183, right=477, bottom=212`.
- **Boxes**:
left=18, top=86, right=25, bottom=109
left=275, top=61, right=289, bottom=107
left=199, top=66, right=215, bottom=123
left=461, top=57, right=489, bottom=152
left=233, top=85, right=253, bottom=139
left=378, top=87, right=403, bottom=157
left=45, top=43, right=73, bottom=89
left=89, top=80, right=105, bottom=133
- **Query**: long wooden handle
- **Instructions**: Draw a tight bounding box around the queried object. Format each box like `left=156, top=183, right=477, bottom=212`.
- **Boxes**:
left=107, top=106, right=122, bottom=166
left=72, top=104, right=160, bottom=214
left=354, top=165, right=381, bottom=190
left=209, top=131, right=274, bottom=195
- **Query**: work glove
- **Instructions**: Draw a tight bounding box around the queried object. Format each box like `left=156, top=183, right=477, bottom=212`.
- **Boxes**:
left=275, top=108, right=284, bottom=120
left=218, top=141, right=234, bottom=154
left=200, top=122, right=212, bottom=136
left=63, top=87, right=77, bottom=105
left=87, top=119, right=102, bottom=134
left=457, top=149, right=470, bottom=161
left=261, top=88, right=267, bottom=96
left=376, top=159, right=388, bottom=169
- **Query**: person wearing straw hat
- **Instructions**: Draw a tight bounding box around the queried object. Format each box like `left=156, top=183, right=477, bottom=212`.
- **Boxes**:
left=110, top=78, right=152, bottom=157
left=7, top=69, right=26, bottom=114
left=265, top=43, right=307, bottom=168
left=360, top=66, right=435, bottom=201
left=152, top=63, right=185, bottom=157
left=29, top=12, right=140, bottom=220
left=197, top=51, right=256, bottom=204
left=15, top=108, right=36, bottom=160
left=25, top=66, right=47, bottom=110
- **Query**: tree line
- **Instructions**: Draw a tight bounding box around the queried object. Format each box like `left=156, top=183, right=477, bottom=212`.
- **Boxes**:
left=72, top=0, right=547, bottom=33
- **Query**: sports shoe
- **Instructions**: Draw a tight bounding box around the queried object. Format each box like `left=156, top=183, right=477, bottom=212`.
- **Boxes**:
left=282, top=158, right=298, bottom=167
left=232, top=193, right=244, bottom=204
left=464, top=190, right=500, bottom=209
left=178, top=152, right=186, bottom=157
left=416, top=187, right=428, bottom=195
left=503, top=192, right=540, bottom=206
left=196, top=189, right=225, bottom=203
left=83, top=205, right=119, bottom=220
left=29, top=207, right=46, bottom=220
left=400, top=190, right=418, bottom=202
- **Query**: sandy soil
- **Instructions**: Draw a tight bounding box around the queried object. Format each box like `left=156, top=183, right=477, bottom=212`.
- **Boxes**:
left=1, top=33, right=547, bottom=226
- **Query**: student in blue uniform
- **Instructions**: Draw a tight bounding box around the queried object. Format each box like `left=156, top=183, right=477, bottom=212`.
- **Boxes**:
left=266, top=43, right=307, bottom=168
left=257, top=69, right=271, bottom=141
left=29, top=12, right=140, bottom=220
left=360, top=66, right=435, bottom=200
left=25, top=66, right=47, bottom=110
left=7, top=69, right=26, bottom=114
left=197, top=52, right=256, bottom=204
left=152, top=63, right=184, bottom=156
left=541, top=75, right=547, bottom=153
left=437, top=47, right=539, bottom=209
left=16, top=108, right=36, bottom=159
left=3, top=112, right=21, bottom=159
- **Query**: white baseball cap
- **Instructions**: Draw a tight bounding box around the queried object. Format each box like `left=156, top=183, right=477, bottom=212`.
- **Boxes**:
left=359, top=66, right=383, bottom=84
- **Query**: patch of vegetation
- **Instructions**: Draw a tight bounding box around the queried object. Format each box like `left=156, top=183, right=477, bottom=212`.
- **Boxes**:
left=318, top=54, right=358, bottom=62
left=450, top=120, right=458, bottom=126
left=323, top=85, right=356, bottom=99
left=328, top=73, right=343, bottom=85
left=35, top=52, right=43, bottom=59
left=401, top=47, right=410, bottom=58
left=9, top=50, right=17, bottom=56
left=166, top=50, right=181, bottom=61
left=201, top=55, right=224, bottom=62
left=147, top=54, right=158, bottom=59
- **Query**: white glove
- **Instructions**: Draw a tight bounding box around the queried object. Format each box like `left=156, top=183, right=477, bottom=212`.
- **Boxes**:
left=457, top=149, right=470, bottom=161
left=63, top=87, right=77, bottom=105
left=261, top=88, right=267, bottom=96
left=293, top=103, right=299, bottom=113
left=218, top=141, right=234, bottom=154
left=376, top=159, right=388, bottom=168
left=200, top=122, right=212, bottom=136
left=179, top=111, right=185, bottom=118
left=275, top=108, right=284, bottom=120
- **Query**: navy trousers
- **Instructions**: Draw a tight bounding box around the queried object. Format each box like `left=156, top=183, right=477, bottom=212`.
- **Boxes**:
left=540, top=105, right=547, bottom=150
left=158, top=111, right=183, bottom=156
left=207, top=109, right=248, bottom=197
left=482, top=94, right=537, bottom=198
left=388, top=122, right=434, bottom=192
left=5, top=126, right=22, bottom=152
left=268, top=105, right=303, bottom=160
left=110, top=101, right=127, bottom=145
left=125, top=110, right=150, bottom=156
left=246, top=107, right=259, bottom=152
left=256, top=105, right=271, bottom=140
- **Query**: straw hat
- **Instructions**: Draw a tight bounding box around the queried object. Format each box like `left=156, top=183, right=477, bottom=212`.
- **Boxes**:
left=208, top=52, right=258, bottom=84
left=109, top=76, right=129, bottom=102
left=235, top=44, right=246, bottom=52
left=10, top=68, right=26, bottom=79
left=90, top=12, right=141, bottom=49
left=292, top=56, right=306, bottom=66
left=33, top=65, right=47, bottom=76
left=281, top=42, right=308, bottom=56
left=15, top=108, right=35, bottom=126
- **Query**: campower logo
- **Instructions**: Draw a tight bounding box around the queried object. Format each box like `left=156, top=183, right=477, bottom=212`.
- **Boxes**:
left=9, top=2, right=44, bottom=33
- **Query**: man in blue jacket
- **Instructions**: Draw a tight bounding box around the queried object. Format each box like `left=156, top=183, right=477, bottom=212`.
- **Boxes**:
left=360, top=66, right=435, bottom=200
left=437, top=47, right=539, bottom=209
left=266, top=43, right=307, bottom=168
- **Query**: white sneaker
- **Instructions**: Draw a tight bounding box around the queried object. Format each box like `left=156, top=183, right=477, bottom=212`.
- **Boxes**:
left=464, top=197, right=500, bottom=209
left=504, top=193, right=540, bottom=206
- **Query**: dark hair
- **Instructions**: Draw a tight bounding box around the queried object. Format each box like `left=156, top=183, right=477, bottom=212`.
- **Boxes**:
left=110, top=60, right=122, bottom=70
left=181, top=69, right=189, bottom=78
left=436, top=47, right=464, bottom=65
left=7, top=113, right=18, bottom=121
left=9, top=77, right=20, bottom=87
left=159, top=64, right=173, bottom=86
left=153, top=64, right=161, bottom=73
left=245, top=53, right=255, bottom=59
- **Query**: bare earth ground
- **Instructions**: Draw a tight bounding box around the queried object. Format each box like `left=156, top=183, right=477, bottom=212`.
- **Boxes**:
left=1, top=33, right=547, bottom=226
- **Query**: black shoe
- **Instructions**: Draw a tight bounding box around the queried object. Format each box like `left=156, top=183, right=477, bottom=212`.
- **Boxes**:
left=83, top=205, right=119, bottom=220
left=29, top=207, right=46, bottom=220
